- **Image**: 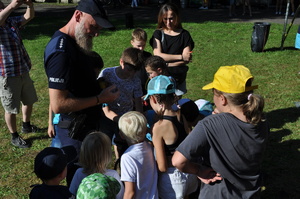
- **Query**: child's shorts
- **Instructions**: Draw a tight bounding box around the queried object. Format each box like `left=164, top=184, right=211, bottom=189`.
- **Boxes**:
left=158, top=167, right=198, bottom=199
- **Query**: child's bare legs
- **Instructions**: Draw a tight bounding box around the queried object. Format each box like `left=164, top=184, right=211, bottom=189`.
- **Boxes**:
left=199, top=0, right=209, bottom=9
left=242, top=0, right=252, bottom=16
left=279, top=0, right=283, bottom=14
left=102, top=105, right=121, bottom=166
left=229, top=0, right=236, bottom=17
left=290, top=0, right=295, bottom=15
left=114, top=144, right=119, bottom=160
left=249, top=4, right=252, bottom=16
left=276, top=0, right=283, bottom=14
left=243, top=0, right=246, bottom=15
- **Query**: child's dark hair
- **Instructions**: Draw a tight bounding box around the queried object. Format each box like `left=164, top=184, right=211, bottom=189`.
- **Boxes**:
left=145, top=56, right=168, bottom=74
left=154, top=93, right=179, bottom=118
left=214, top=80, right=265, bottom=125
left=131, top=28, right=148, bottom=42
left=121, top=47, right=145, bottom=71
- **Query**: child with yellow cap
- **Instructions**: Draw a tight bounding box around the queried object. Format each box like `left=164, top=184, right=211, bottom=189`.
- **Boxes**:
left=172, top=65, right=269, bottom=199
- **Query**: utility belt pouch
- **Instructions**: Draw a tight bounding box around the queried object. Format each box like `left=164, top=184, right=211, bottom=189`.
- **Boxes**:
left=58, top=112, right=91, bottom=141
left=68, top=113, right=88, bottom=140
left=57, top=114, right=73, bottom=129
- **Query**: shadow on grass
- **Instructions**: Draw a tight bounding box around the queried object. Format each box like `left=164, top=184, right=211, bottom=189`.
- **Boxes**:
left=25, top=128, right=49, bottom=146
left=266, top=107, right=300, bottom=129
left=261, top=107, right=300, bottom=198
left=262, top=129, right=300, bottom=199
left=264, top=46, right=299, bottom=52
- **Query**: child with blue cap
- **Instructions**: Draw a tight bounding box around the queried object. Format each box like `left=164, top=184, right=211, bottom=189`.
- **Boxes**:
left=144, top=75, right=198, bottom=199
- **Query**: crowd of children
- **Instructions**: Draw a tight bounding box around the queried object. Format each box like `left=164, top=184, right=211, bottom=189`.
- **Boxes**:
left=31, top=2, right=269, bottom=199
left=32, top=23, right=208, bottom=198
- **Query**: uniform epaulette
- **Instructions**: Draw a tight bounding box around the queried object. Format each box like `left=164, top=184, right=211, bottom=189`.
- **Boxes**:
left=44, top=35, right=67, bottom=63
left=55, top=36, right=67, bottom=52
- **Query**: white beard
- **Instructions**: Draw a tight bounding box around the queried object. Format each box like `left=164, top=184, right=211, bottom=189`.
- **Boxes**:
left=75, top=19, right=93, bottom=53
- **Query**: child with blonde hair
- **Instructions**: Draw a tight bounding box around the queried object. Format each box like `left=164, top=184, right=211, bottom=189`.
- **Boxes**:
left=118, top=111, right=158, bottom=199
left=69, top=131, right=124, bottom=198
left=131, top=28, right=150, bottom=53
left=131, top=28, right=152, bottom=96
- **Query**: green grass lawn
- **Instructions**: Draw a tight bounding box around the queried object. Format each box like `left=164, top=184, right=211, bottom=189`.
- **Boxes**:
left=0, top=4, right=299, bottom=199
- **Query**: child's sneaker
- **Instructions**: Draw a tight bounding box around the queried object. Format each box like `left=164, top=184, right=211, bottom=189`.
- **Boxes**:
left=22, top=124, right=38, bottom=133
left=11, top=136, right=29, bottom=148
left=199, top=6, right=208, bottom=10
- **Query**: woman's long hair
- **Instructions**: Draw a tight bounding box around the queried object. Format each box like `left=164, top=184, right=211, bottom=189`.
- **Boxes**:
left=157, top=3, right=183, bottom=30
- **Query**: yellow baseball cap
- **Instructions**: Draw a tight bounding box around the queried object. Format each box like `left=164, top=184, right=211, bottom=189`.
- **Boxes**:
left=202, top=65, right=258, bottom=93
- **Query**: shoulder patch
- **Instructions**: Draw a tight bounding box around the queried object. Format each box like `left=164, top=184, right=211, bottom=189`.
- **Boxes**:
left=56, top=36, right=66, bottom=52
left=44, top=35, right=67, bottom=63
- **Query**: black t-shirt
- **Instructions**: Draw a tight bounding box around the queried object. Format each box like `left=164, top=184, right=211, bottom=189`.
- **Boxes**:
left=44, top=31, right=102, bottom=123
left=177, top=113, right=269, bottom=199
left=29, top=184, right=74, bottom=199
left=150, top=29, right=194, bottom=54
left=44, top=31, right=101, bottom=97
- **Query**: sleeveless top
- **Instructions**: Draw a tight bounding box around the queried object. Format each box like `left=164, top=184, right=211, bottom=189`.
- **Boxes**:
left=163, top=115, right=187, bottom=156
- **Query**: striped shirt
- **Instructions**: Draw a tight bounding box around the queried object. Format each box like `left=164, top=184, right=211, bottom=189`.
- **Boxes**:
left=0, top=16, right=31, bottom=77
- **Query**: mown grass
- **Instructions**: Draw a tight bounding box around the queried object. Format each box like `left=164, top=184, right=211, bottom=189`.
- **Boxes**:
left=0, top=4, right=299, bottom=199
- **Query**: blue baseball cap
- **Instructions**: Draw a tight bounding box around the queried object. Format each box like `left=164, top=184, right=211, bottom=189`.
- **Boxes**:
left=144, top=75, right=176, bottom=100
